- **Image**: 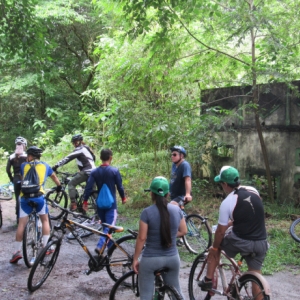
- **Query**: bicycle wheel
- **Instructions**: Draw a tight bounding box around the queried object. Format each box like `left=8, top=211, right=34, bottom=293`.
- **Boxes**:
left=158, top=284, right=183, bottom=299
left=0, top=187, right=13, bottom=200
left=188, top=253, right=212, bottom=300
left=232, top=274, right=270, bottom=300
left=0, top=204, right=2, bottom=228
left=106, top=234, right=136, bottom=282
left=76, top=192, right=98, bottom=215
left=46, top=189, right=68, bottom=220
left=23, top=216, right=42, bottom=268
left=27, top=240, right=61, bottom=292
left=109, top=270, right=139, bottom=300
left=67, top=215, right=102, bottom=240
left=290, top=218, right=300, bottom=243
left=183, top=214, right=212, bottom=254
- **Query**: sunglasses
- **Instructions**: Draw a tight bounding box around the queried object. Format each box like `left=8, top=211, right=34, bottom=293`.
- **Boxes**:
left=171, top=153, right=178, bottom=157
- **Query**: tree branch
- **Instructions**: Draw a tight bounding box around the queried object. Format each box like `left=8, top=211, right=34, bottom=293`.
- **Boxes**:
left=60, top=76, right=81, bottom=95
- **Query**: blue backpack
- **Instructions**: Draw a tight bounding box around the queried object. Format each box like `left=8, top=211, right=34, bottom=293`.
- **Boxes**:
left=96, top=167, right=114, bottom=209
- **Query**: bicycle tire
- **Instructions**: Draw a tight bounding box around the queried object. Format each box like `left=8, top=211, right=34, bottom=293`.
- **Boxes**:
left=46, top=189, right=68, bottom=220
left=23, top=217, right=38, bottom=268
left=109, top=270, right=139, bottom=300
left=290, top=218, right=300, bottom=243
left=106, top=234, right=137, bottom=282
left=188, top=253, right=212, bottom=300
left=0, top=205, right=2, bottom=228
left=232, top=274, right=270, bottom=300
left=0, top=187, right=13, bottom=200
left=183, top=214, right=212, bottom=254
left=76, top=191, right=98, bottom=215
left=67, top=215, right=102, bottom=240
left=158, top=284, right=183, bottom=300
left=27, top=240, right=61, bottom=292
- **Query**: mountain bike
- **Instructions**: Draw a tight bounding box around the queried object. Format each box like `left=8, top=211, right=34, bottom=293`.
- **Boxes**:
left=188, top=250, right=271, bottom=300
left=27, top=196, right=137, bottom=292
left=0, top=182, right=14, bottom=228
left=109, top=267, right=183, bottom=300
left=23, top=200, right=52, bottom=268
left=46, top=171, right=98, bottom=220
left=289, top=217, right=300, bottom=243
left=178, top=201, right=212, bottom=254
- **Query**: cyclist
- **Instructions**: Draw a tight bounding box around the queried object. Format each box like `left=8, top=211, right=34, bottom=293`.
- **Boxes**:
left=199, top=166, right=268, bottom=298
left=10, top=146, right=61, bottom=264
left=83, top=148, right=126, bottom=254
left=169, top=145, right=192, bottom=246
left=52, top=134, right=96, bottom=211
left=6, top=136, right=28, bottom=224
left=132, top=176, right=187, bottom=299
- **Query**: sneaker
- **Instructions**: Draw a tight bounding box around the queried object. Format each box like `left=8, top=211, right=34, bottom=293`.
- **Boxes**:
left=176, top=239, right=184, bottom=247
left=30, top=257, right=36, bottom=265
left=10, top=250, right=22, bottom=264
left=198, top=278, right=213, bottom=291
left=70, top=202, right=77, bottom=211
left=82, top=202, right=88, bottom=212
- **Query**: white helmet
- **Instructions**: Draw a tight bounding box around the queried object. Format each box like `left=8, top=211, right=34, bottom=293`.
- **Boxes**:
left=15, top=136, right=27, bottom=146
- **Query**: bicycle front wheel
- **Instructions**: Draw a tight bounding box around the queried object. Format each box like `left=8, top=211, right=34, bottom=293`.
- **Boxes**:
left=27, top=240, right=61, bottom=292
left=46, top=189, right=68, bottom=220
left=0, top=187, right=13, bottom=200
left=183, top=214, right=212, bottom=254
left=158, top=284, right=183, bottom=299
left=107, top=234, right=136, bottom=282
left=109, top=270, right=139, bottom=300
left=188, top=253, right=212, bottom=300
left=290, top=218, right=300, bottom=243
left=232, top=274, right=270, bottom=300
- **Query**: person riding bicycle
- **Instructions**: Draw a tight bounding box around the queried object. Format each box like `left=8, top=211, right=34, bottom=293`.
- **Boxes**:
left=52, top=134, right=96, bottom=211
left=170, top=145, right=192, bottom=246
left=199, top=166, right=269, bottom=297
left=132, top=176, right=187, bottom=300
left=6, top=136, right=28, bottom=224
left=10, top=146, right=61, bottom=264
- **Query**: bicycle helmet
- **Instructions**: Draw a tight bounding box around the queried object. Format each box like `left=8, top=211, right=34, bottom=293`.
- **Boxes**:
left=170, top=145, right=187, bottom=157
left=71, top=134, right=83, bottom=143
left=26, top=146, right=43, bottom=158
left=15, top=136, right=27, bottom=146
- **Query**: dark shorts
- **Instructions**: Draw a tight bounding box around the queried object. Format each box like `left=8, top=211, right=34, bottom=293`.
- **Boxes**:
left=220, top=228, right=269, bottom=270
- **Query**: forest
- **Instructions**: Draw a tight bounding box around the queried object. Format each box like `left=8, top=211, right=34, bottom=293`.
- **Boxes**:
left=1, top=0, right=300, bottom=198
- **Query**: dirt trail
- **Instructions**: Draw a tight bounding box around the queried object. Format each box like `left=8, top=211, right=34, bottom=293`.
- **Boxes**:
left=1, top=199, right=300, bottom=299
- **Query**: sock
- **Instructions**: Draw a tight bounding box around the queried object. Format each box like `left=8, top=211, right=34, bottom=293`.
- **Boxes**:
left=42, top=235, right=50, bottom=247
left=205, top=276, right=212, bottom=282
left=14, top=241, right=22, bottom=253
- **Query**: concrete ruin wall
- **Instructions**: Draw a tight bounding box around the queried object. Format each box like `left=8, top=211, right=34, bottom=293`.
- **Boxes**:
left=202, top=81, right=300, bottom=203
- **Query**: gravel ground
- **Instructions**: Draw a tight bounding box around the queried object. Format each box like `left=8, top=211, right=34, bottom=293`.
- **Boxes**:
left=1, top=199, right=300, bottom=299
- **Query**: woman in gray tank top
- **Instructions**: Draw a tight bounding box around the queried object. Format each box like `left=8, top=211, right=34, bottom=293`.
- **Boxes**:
left=132, top=176, right=187, bottom=300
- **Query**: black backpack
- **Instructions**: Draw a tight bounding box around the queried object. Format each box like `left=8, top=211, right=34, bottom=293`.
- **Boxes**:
left=83, top=145, right=96, bottom=162
left=21, top=162, right=41, bottom=197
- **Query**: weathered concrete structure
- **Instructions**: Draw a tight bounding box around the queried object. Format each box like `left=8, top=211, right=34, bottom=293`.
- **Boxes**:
left=202, top=81, right=300, bottom=203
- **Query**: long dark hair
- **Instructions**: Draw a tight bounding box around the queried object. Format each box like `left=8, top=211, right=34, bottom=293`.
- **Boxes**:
left=152, top=193, right=172, bottom=248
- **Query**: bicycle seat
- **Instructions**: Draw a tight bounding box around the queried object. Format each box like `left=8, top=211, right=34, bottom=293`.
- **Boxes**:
left=102, top=223, right=124, bottom=233
left=154, top=267, right=169, bottom=275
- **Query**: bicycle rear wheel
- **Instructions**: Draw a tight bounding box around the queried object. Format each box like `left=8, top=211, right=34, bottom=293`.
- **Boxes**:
left=107, top=234, right=136, bottom=282
left=188, top=253, right=213, bottom=300
left=0, top=187, right=13, bottom=200
left=290, top=218, right=300, bottom=243
left=109, top=270, right=139, bottom=300
left=23, top=216, right=38, bottom=268
left=76, top=192, right=98, bottom=215
left=158, top=284, right=183, bottom=299
left=46, top=189, right=68, bottom=220
left=0, top=204, right=2, bottom=228
left=27, top=240, right=61, bottom=292
left=232, top=274, right=270, bottom=300
left=183, top=214, right=212, bottom=254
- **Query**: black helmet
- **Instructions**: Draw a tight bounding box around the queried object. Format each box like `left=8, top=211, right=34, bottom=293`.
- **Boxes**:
left=27, top=146, right=43, bottom=158
left=71, top=134, right=83, bottom=143
left=170, top=145, right=187, bottom=157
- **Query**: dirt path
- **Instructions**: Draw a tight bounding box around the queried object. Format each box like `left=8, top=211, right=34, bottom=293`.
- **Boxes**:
left=1, top=199, right=300, bottom=299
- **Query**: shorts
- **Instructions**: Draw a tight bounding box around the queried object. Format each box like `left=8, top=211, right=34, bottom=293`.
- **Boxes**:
left=220, top=228, right=268, bottom=270
left=170, top=196, right=184, bottom=204
left=19, top=196, right=49, bottom=218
